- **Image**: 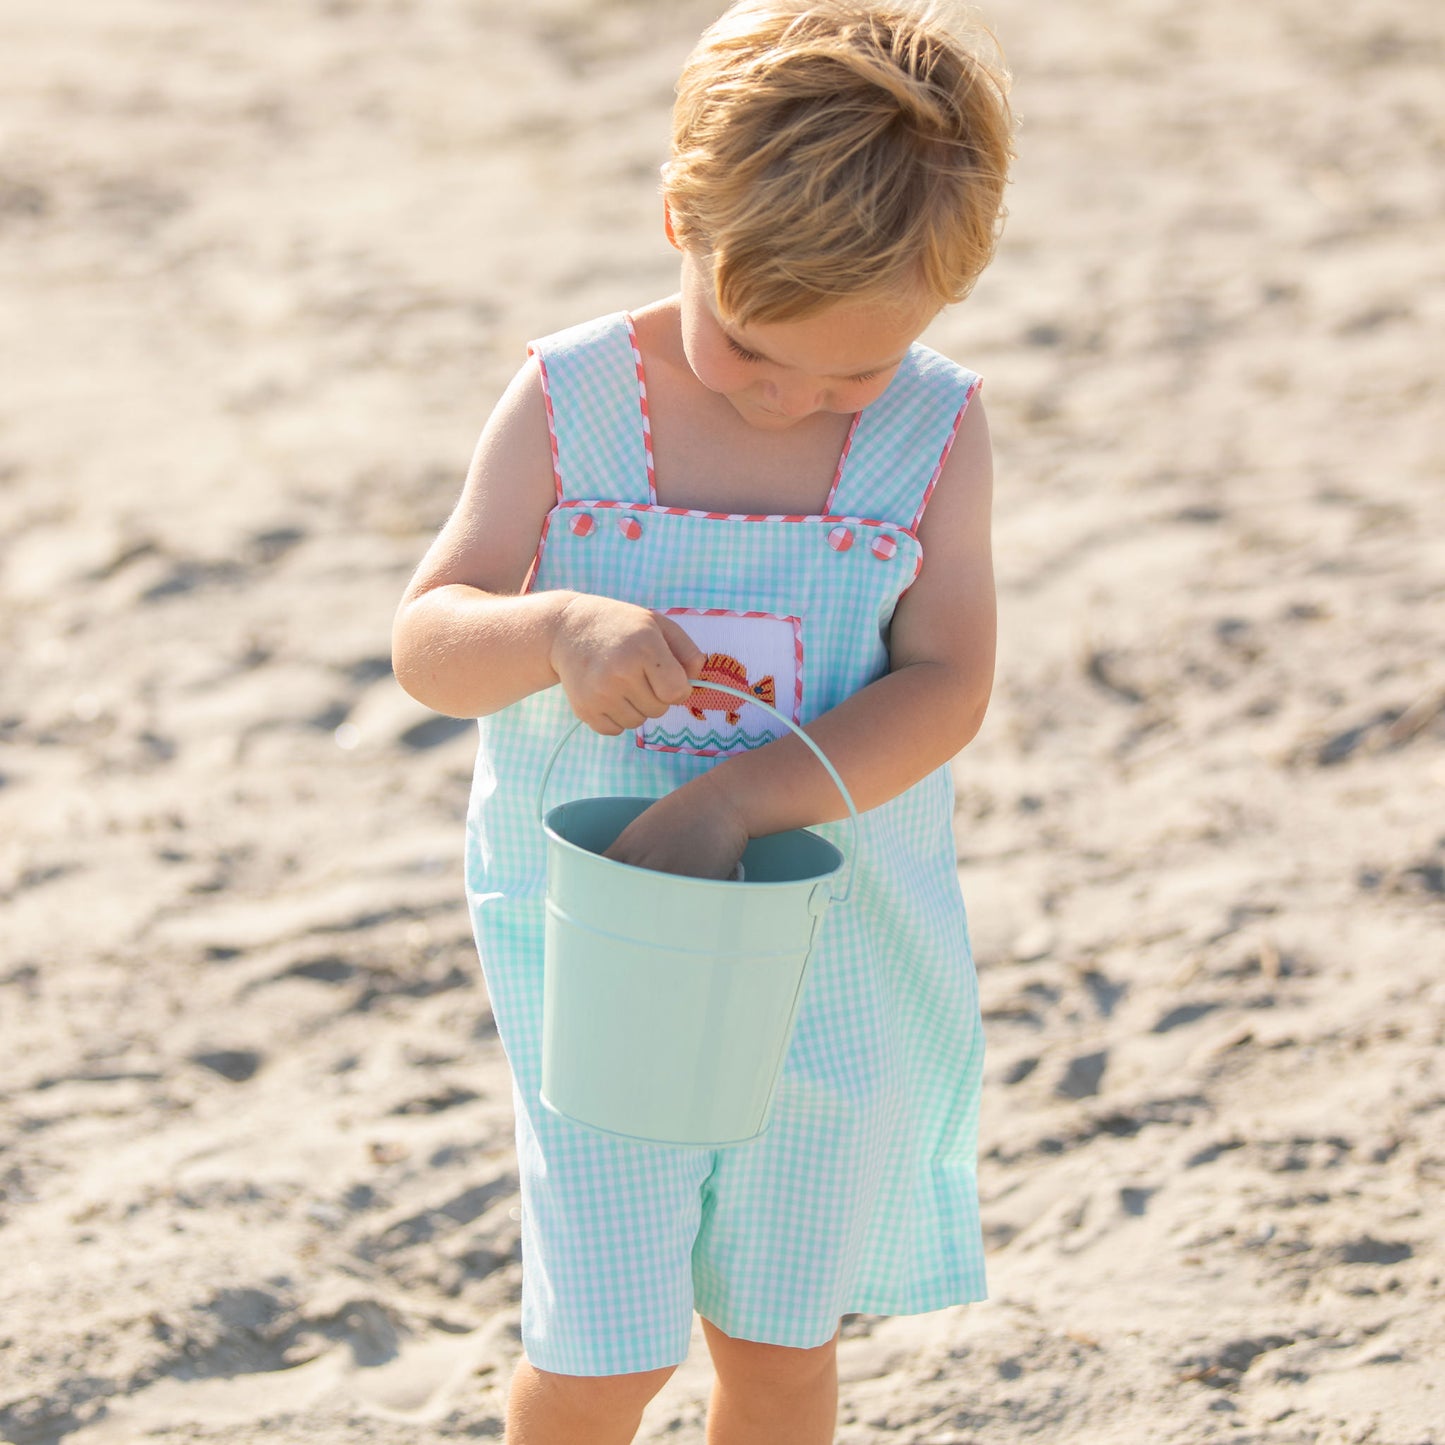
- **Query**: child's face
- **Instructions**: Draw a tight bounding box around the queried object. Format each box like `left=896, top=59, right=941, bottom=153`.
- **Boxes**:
left=678, top=251, right=937, bottom=431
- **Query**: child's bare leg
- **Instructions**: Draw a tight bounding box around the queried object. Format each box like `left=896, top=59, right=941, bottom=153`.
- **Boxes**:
left=701, top=1316, right=840, bottom=1445
left=506, top=1358, right=676, bottom=1445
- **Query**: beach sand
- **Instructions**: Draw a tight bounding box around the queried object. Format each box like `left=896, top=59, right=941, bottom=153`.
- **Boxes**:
left=1, top=0, right=1441, bottom=1440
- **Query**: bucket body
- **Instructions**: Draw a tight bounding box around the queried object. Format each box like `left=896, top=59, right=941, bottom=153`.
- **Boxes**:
left=540, top=796, right=843, bottom=1148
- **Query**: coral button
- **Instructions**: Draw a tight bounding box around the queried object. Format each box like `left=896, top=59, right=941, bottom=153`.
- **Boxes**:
left=827, top=525, right=853, bottom=552
left=618, top=515, right=643, bottom=540
left=870, top=534, right=898, bottom=560
left=568, top=513, right=595, bottom=537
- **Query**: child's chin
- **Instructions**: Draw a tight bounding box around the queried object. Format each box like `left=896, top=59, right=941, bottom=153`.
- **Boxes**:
left=736, top=401, right=809, bottom=431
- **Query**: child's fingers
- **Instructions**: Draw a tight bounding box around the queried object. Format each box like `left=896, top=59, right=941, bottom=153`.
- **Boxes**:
left=635, top=657, right=690, bottom=715
left=655, top=613, right=706, bottom=676
left=612, top=699, right=648, bottom=730
left=653, top=614, right=706, bottom=702
left=587, top=711, right=633, bottom=736
left=587, top=696, right=649, bottom=734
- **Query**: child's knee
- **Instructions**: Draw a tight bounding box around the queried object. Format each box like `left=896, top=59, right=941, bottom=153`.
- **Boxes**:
left=524, top=1358, right=677, bottom=1412
left=702, top=1318, right=840, bottom=1390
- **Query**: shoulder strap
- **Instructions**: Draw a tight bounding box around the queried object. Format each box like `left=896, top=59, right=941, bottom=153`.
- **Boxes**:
left=827, top=344, right=981, bottom=530
left=527, top=312, right=655, bottom=504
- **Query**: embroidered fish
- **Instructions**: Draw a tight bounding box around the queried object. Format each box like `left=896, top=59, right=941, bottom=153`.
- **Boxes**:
left=687, top=653, right=777, bottom=725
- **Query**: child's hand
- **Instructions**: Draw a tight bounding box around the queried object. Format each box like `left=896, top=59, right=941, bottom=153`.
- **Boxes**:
left=603, top=783, right=749, bottom=881
left=549, top=594, right=704, bottom=735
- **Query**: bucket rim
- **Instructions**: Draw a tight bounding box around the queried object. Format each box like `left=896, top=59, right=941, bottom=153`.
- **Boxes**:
left=538, top=682, right=859, bottom=902
left=542, top=796, right=845, bottom=891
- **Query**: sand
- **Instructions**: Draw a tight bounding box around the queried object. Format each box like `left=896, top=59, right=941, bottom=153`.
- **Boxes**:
left=1, top=0, right=1441, bottom=1440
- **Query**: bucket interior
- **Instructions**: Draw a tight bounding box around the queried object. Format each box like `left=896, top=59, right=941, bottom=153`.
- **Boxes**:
left=546, top=796, right=842, bottom=884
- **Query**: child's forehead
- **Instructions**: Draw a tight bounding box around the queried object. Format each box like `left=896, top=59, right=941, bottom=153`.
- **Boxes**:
left=730, top=299, right=934, bottom=375
left=696, top=259, right=938, bottom=374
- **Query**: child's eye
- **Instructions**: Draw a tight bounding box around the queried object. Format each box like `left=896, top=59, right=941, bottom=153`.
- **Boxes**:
left=725, top=336, right=764, bottom=363
left=726, top=332, right=880, bottom=385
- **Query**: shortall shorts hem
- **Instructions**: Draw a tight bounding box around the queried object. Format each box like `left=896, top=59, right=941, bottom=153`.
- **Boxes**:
left=691, top=1297, right=846, bottom=1353
left=520, top=1325, right=694, bottom=1379
left=693, top=1275, right=987, bottom=1353
left=841, top=1278, right=990, bottom=1320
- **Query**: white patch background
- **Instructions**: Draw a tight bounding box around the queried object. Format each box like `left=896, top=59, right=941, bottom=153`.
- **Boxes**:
left=637, top=610, right=802, bottom=756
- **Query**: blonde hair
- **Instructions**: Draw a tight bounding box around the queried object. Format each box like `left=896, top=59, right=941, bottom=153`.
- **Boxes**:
left=665, top=0, right=1015, bottom=324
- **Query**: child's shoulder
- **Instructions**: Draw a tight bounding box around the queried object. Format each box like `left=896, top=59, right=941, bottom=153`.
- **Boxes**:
left=886, top=339, right=982, bottom=420
left=530, top=297, right=681, bottom=349
left=899, top=336, right=980, bottom=385
left=528, top=308, right=634, bottom=355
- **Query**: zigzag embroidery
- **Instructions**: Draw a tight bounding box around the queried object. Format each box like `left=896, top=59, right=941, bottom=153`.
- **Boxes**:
left=645, top=724, right=779, bottom=752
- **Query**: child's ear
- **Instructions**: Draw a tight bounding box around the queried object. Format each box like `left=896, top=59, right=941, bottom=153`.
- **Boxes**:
left=663, top=198, right=680, bottom=251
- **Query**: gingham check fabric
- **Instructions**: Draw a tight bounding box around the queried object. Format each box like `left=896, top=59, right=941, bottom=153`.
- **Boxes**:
left=465, top=313, right=987, bottom=1375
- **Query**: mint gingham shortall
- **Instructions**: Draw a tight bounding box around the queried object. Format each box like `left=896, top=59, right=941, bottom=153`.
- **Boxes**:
left=465, top=312, right=987, bottom=1376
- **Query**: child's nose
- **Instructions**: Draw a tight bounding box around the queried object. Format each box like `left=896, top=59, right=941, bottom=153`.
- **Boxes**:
left=765, top=376, right=823, bottom=417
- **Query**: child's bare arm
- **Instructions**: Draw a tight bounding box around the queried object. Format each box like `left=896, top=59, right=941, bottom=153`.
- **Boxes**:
left=392, top=361, right=701, bottom=724
left=605, top=398, right=994, bottom=873
left=721, top=398, right=995, bottom=822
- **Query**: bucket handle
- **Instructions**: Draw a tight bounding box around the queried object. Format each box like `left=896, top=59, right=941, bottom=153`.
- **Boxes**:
left=537, top=680, right=859, bottom=902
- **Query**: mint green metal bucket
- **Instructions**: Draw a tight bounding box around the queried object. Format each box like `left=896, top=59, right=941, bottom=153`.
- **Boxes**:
left=538, top=682, right=858, bottom=1149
